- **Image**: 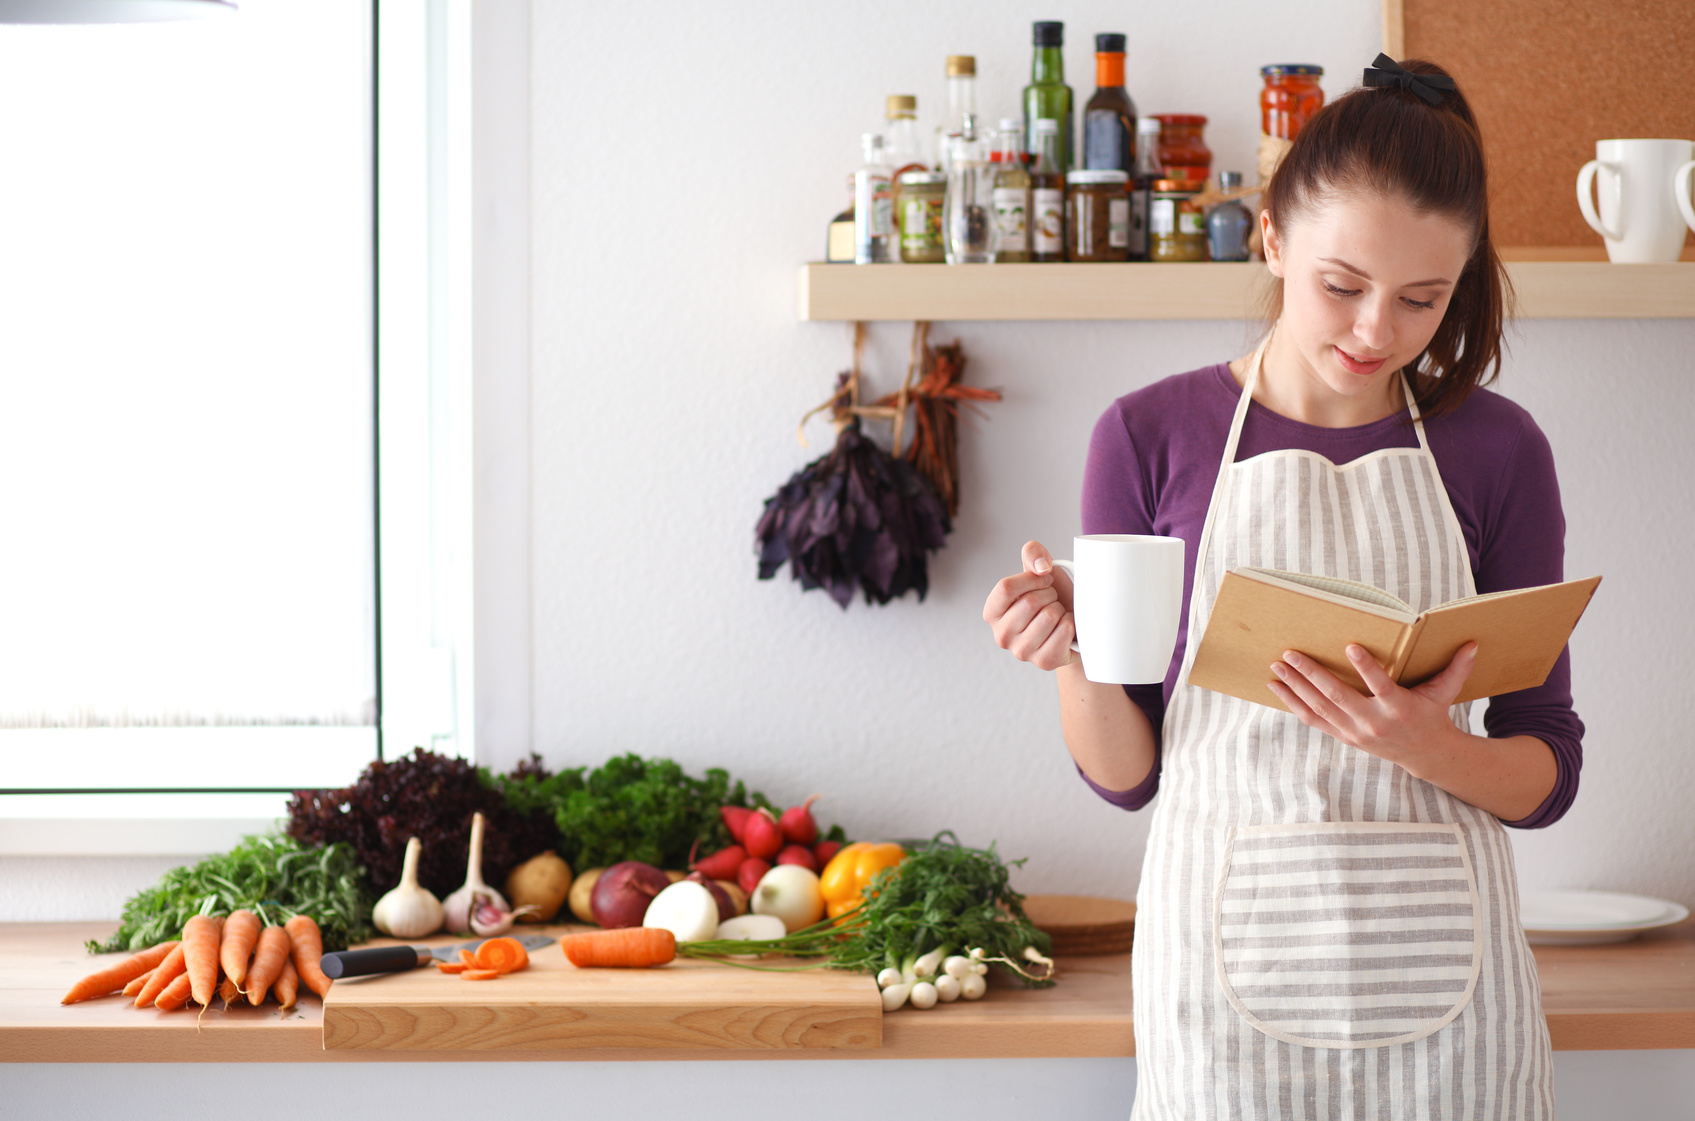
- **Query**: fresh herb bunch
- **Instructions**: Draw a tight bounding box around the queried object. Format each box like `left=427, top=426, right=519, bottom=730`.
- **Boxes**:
left=491, top=753, right=776, bottom=871
left=286, top=748, right=560, bottom=899
left=682, top=832, right=1054, bottom=987
left=88, top=834, right=373, bottom=955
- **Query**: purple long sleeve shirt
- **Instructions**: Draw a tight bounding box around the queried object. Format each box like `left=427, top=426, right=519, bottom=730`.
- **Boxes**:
left=1077, top=363, right=1583, bottom=829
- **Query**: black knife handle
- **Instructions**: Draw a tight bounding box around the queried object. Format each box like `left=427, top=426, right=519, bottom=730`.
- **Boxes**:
left=320, top=944, right=426, bottom=979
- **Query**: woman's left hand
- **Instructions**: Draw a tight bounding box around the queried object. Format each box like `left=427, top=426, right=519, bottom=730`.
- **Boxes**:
left=1269, top=642, right=1476, bottom=767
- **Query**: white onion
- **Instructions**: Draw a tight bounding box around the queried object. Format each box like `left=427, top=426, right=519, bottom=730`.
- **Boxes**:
left=750, top=864, right=824, bottom=932
left=643, top=880, right=721, bottom=944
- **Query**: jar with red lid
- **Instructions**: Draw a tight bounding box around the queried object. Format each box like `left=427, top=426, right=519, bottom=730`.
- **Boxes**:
left=1151, top=114, right=1210, bottom=178
left=1259, top=65, right=1324, bottom=141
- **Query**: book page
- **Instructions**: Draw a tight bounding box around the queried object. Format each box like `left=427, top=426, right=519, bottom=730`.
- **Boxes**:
left=1237, top=567, right=1416, bottom=619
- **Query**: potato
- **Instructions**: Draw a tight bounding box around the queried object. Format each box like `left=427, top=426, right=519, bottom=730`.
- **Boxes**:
left=504, top=851, right=573, bottom=924
left=567, top=867, right=604, bottom=924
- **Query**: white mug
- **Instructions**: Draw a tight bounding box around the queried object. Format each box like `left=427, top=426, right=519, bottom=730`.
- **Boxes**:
left=1052, top=534, right=1185, bottom=685
left=1576, top=138, right=1695, bottom=263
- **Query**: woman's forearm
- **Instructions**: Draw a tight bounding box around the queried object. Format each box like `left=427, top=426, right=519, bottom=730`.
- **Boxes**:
left=1057, top=662, right=1159, bottom=792
left=1398, top=728, right=1559, bottom=823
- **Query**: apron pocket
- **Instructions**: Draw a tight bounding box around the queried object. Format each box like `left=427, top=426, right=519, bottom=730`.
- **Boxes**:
left=1213, top=821, right=1482, bottom=1049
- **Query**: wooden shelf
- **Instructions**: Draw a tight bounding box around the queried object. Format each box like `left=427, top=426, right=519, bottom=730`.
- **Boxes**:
left=6, top=919, right=1694, bottom=1062
left=798, top=252, right=1695, bottom=322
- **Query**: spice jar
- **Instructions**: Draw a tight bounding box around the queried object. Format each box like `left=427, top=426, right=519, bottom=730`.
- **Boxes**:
left=1152, top=114, right=1211, bottom=178
left=1148, top=178, right=1207, bottom=262
left=1066, top=169, right=1130, bottom=261
left=898, top=171, right=947, bottom=263
left=1259, top=65, right=1325, bottom=141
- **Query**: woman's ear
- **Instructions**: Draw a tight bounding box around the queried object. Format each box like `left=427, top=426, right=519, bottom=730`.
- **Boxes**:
left=1261, top=211, right=1284, bottom=278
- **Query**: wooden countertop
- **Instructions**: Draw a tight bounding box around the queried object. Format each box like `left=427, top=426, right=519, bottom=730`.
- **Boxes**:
left=5, top=920, right=1692, bottom=1062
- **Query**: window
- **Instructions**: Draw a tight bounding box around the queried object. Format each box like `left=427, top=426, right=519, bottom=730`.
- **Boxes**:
left=0, top=0, right=481, bottom=854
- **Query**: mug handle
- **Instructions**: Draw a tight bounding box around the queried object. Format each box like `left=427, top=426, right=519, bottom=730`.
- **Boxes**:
left=1576, top=160, right=1622, bottom=242
left=1675, top=161, right=1695, bottom=236
left=1051, top=559, right=1082, bottom=655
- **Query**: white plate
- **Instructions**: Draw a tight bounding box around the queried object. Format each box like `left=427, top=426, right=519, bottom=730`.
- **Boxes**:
left=1520, top=889, right=1689, bottom=945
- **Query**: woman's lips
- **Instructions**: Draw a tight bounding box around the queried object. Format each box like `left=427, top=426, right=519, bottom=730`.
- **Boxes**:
left=1334, top=346, right=1387, bottom=375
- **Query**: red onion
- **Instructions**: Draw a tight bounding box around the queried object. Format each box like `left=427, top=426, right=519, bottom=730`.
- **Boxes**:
left=590, top=861, right=670, bottom=928
left=684, top=871, right=736, bottom=924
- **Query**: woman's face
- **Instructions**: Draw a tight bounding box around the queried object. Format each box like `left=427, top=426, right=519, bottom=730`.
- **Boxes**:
left=1262, top=190, right=1473, bottom=409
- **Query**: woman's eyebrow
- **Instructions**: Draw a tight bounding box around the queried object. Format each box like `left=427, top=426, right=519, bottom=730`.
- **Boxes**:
left=1318, top=256, right=1453, bottom=287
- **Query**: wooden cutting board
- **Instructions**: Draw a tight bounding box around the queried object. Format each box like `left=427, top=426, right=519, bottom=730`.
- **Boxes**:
left=1023, top=894, right=1137, bottom=957
left=321, top=937, right=881, bottom=1052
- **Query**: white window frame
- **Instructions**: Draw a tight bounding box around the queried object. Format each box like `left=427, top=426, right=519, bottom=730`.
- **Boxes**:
left=0, top=0, right=532, bottom=856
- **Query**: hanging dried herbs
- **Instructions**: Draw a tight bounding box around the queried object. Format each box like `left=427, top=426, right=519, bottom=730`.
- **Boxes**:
left=755, top=418, right=951, bottom=609
left=873, top=326, right=1001, bottom=520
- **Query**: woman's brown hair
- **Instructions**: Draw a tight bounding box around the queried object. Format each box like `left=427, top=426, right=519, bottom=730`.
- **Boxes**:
left=1260, top=58, right=1511, bottom=419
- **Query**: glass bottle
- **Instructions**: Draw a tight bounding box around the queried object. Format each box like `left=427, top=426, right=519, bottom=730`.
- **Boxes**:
left=853, top=133, right=893, bottom=264
left=991, top=117, right=1031, bottom=263
left=1029, top=118, right=1066, bottom=262
left=944, top=115, right=995, bottom=264
left=883, top=95, right=927, bottom=181
left=1129, top=116, right=1161, bottom=261
left=1023, top=21, right=1073, bottom=173
left=934, top=55, right=977, bottom=171
left=1206, top=170, right=1253, bottom=261
left=1259, top=65, right=1325, bottom=141
left=1082, top=32, right=1137, bottom=174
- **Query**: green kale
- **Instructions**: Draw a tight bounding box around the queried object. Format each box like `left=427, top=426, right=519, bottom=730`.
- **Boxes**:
left=88, top=834, right=374, bottom=955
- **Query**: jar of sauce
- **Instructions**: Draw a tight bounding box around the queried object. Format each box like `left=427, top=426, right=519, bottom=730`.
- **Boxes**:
left=1148, top=178, right=1208, bottom=262
left=897, top=171, right=947, bottom=263
left=1066, top=169, right=1130, bottom=261
left=1259, top=65, right=1324, bottom=141
left=1151, top=114, right=1210, bottom=178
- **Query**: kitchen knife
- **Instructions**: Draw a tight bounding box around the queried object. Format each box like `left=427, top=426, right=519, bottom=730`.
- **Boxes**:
left=321, top=933, right=555, bottom=979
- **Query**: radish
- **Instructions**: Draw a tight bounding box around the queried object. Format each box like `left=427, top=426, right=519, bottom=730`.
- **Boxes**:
left=777, top=794, right=821, bottom=845
left=719, top=805, right=754, bottom=844
left=736, top=857, right=771, bottom=897
left=692, top=843, right=747, bottom=881
left=812, top=839, right=843, bottom=868
left=742, top=808, right=783, bottom=860
left=775, top=843, right=817, bottom=872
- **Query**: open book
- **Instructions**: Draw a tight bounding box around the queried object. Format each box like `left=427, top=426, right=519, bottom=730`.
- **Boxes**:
left=1188, top=567, right=1601, bottom=710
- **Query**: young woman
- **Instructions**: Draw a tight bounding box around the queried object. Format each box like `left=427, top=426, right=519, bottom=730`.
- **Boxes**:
left=984, top=58, right=1579, bottom=1119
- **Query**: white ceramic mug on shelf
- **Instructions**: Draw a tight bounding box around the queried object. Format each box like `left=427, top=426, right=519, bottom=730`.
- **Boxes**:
left=1052, top=534, right=1185, bottom=685
left=1576, top=138, right=1695, bottom=263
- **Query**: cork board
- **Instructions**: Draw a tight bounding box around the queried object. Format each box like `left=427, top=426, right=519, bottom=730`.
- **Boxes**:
left=1399, top=0, right=1695, bottom=248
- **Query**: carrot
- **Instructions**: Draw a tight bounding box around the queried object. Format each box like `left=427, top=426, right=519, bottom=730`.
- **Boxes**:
left=220, top=908, right=262, bottom=987
left=283, top=914, right=332, bottom=999
left=182, top=914, right=222, bottom=1008
left=561, top=927, right=676, bottom=968
left=461, top=968, right=501, bottom=981
left=459, top=948, right=478, bottom=967
left=274, top=957, right=299, bottom=1011
left=134, top=944, right=187, bottom=1009
left=218, top=975, right=240, bottom=1008
left=474, top=936, right=529, bottom=975
left=154, top=970, right=194, bottom=1011
left=122, top=969, right=155, bottom=998
left=61, top=939, right=179, bottom=1005
left=436, top=961, right=470, bottom=974
left=245, top=926, right=292, bottom=1007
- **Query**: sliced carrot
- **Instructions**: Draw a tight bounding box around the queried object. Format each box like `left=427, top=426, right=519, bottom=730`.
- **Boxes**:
left=436, top=962, right=470, bottom=974
left=561, top=927, right=676, bottom=968
left=474, top=936, right=529, bottom=975
left=134, top=944, right=187, bottom=1009
left=460, top=968, right=502, bottom=980
left=61, top=940, right=178, bottom=1005
left=154, top=970, right=194, bottom=1011
left=458, top=948, right=478, bottom=967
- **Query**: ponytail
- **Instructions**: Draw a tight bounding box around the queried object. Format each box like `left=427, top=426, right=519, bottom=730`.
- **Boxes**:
left=1260, top=58, right=1511, bottom=419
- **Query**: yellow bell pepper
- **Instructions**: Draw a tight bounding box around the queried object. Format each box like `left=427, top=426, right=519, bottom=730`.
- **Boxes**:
left=819, top=841, right=906, bottom=919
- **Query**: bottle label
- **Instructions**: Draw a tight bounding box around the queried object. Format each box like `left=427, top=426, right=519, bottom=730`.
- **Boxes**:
left=901, top=195, right=943, bottom=252
left=855, top=171, right=893, bottom=239
left=992, top=187, right=1028, bottom=252
left=1130, top=191, right=1149, bottom=256
left=1108, top=197, right=1129, bottom=248
left=1178, top=207, right=1204, bottom=236
left=1032, top=187, right=1064, bottom=254
left=1150, top=197, right=1177, bottom=236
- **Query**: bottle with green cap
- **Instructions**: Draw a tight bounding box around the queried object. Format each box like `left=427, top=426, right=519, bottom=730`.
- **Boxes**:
left=1022, top=21, right=1073, bottom=173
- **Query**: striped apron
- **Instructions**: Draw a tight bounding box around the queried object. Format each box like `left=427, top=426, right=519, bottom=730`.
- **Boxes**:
left=1130, top=341, right=1554, bottom=1119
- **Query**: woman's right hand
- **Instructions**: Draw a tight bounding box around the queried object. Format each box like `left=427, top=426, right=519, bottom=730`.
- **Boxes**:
left=983, top=540, right=1078, bottom=671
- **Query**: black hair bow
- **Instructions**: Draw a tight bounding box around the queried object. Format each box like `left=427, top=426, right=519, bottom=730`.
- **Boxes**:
left=1362, top=53, right=1456, bottom=106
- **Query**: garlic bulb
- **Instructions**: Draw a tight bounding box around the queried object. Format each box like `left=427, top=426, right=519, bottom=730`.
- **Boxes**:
left=372, top=836, right=444, bottom=939
left=443, top=811, right=511, bottom=934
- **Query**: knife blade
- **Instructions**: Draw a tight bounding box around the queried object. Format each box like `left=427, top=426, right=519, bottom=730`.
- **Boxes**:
left=321, top=933, right=555, bottom=980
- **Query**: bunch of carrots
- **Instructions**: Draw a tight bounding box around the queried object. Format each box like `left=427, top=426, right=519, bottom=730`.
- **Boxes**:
left=61, top=911, right=333, bottom=1013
